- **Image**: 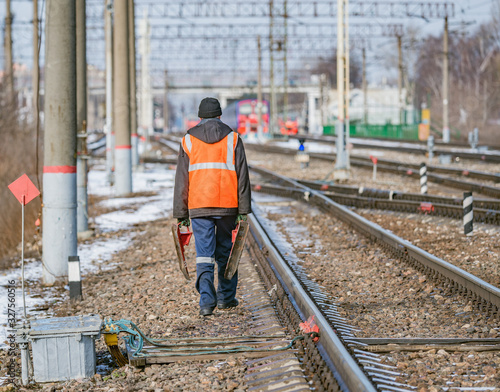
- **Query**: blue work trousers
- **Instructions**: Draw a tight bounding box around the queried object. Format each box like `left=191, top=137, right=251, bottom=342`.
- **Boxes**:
left=191, top=216, right=238, bottom=309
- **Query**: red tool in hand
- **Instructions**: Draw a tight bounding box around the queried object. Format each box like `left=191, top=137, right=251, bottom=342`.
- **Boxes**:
left=172, top=223, right=193, bottom=280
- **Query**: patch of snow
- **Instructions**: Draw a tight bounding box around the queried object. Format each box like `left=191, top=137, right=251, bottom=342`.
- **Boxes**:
left=95, top=195, right=172, bottom=231
left=0, top=164, right=176, bottom=348
left=78, top=235, right=135, bottom=274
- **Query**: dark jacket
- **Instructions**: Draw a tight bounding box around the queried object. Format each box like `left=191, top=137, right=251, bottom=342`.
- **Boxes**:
left=173, top=118, right=252, bottom=219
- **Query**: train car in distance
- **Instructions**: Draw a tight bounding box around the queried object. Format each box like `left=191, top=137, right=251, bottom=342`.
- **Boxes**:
left=221, top=99, right=270, bottom=136
left=184, top=118, right=200, bottom=130
left=279, top=119, right=299, bottom=135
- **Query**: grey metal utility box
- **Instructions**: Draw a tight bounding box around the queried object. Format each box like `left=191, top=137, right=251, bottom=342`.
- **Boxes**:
left=29, top=315, right=102, bottom=382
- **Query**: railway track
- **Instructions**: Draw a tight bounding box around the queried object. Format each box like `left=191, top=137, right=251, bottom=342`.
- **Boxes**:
left=243, top=142, right=500, bottom=199
left=131, top=137, right=500, bottom=389
left=252, top=178, right=500, bottom=226
left=297, top=178, right=500, bottom=209
left=246, top=168, right=500, bottom=390
left=157, top=134, right=500, bottom=222
left=155, top=134, right=500, bottom=311
left=289, top=133, right=500, bottom=151
left=253, top=181, right=500, bottom=226
left=289, top=134, right=500, bottom=164
left=249, top=166, right=500, bottom=316
left=247, top=210, right=378, bottom=391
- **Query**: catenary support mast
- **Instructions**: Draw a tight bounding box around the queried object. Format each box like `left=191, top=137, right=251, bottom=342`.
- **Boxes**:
left=397, top=34, right=404, bottom=124
left=442, top=16, right=450, bottom=143
left=362, top=46, right=367, bottom=123
left=76, top=0, right=88, bottom=233
left=42, top=0, right=77, bottom=284
left=257, top=35, right=263, bottom=140
left=105, top=0, right=114, bottom=184
left=113, top=0, right=132, bottom=195
left=334, top=0, right=351, bottom=180
left=4, top=0, right=14, bottom=102
left=33, top=0, right=39, bottom=113
left=129, top=0, right=139, bottom=167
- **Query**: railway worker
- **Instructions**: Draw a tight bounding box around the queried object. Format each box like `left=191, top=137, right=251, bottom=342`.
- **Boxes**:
left=173, top=97, right=252, bottom=317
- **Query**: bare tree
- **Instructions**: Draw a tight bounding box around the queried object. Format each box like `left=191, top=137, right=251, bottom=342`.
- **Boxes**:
left=414, top=13, right=500, bottom=143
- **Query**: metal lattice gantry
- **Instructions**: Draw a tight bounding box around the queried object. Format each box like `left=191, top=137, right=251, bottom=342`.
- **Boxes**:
left=83, top=0, right=455, bottom=85
left=86, top=21, right=401, bottom=79
left=87, top=22, right=404, bottom=40
left=86, top=1, right=455, bottom=20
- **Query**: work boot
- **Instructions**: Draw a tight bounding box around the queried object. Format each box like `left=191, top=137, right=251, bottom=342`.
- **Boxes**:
left=199, top=307, right=215, bottom=317
left=217, top=298, right=239, bottom=310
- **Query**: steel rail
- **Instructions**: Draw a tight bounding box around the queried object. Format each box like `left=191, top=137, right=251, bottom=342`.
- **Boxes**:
left=286, top=138, right=500, bottom=183
left=290, top=133, right=500, bottom=151
left=252, top=182, right=500, bottom=225
left=348, top=156, right=500, bottom=184
left=347, top=158, right=500, bottom=199
left=297, top=178, right=500, bottom=210
left=157, top=137, right=180, bottom=153
left=248, top=211, right=377, bottom=392
left=288, top=134, right=500, bottom=164
left=250, top=165, right=500, bottom=314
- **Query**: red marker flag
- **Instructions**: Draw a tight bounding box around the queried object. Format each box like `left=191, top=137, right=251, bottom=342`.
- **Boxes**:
left=369, top=155, right=378, bottom=165
left=8, top=174, right=40, bottom=205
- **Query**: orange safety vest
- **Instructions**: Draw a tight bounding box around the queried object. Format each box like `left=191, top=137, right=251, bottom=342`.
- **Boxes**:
left=182, top=132, right=239, bottom=209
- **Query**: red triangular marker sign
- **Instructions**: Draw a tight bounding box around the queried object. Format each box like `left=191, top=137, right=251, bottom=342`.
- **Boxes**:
left=8, top=174, right=40, bottom=206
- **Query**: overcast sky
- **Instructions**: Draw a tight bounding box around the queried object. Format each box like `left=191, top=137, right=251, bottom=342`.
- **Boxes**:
left=0, top=0, right=497, bottom=87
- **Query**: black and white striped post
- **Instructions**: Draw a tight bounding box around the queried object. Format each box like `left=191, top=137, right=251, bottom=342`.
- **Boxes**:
left=463, top=192, right=473, bottom=236
left=68, top=256, right=82, bottom=300
left=420, top=163, right=428, bottom=194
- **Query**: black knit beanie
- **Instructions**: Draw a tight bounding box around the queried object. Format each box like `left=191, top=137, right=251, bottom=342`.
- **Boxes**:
left=198, top=97, right=222, bottom=118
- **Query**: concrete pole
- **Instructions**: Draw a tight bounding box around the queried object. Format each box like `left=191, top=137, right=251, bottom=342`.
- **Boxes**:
left=269, top=0, right=277, bottom=136
left=33, top=0, right=39, bottom=113
left=4, top=0, right=14, bottom=102
left=257, top=36, right=263, bottom=140
left=337, top=0, right=344, bottom=133
left=397, top=35, right=404, bottom=125
left=139, top=15, right=152, bottom=149
left=283, top=0, right=288, bottom=122
left=113, top=0, right=132, bottom=195
left=319, top=74, right=326, bottom=128
left=334, top=0, right=350, bottom=180
left=129, top=0, right=139, bottom=167
left=76, top=0, right=88, bottom=234
left=308, top=92, right=316, bottom=134
left=362, top=46, right=368, bottom=124
left=442, top=16, right=450, bottom=143
left=344, top=0, right=350, bottom=169
left=164, top=69, right=169, bottom=132
left=105, top=0, right=114, bottom=184
left=42, top=0, right=77, bottom=285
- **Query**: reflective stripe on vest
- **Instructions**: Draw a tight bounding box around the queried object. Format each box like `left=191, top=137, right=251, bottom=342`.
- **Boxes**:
left=184, top=134, right=193, bottom=153
left=188, top=132, right=235, bottom=172
left=183, top=132, right=236, bottom=172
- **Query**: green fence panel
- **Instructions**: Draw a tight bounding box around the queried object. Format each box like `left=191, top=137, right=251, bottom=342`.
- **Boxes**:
left=323, top=123, right=419, bottom=141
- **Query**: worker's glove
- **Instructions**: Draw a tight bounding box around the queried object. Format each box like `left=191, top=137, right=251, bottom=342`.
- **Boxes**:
left=236, top=214, right=247, bottom=224
left=177, top=218, right=190, bottom=227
